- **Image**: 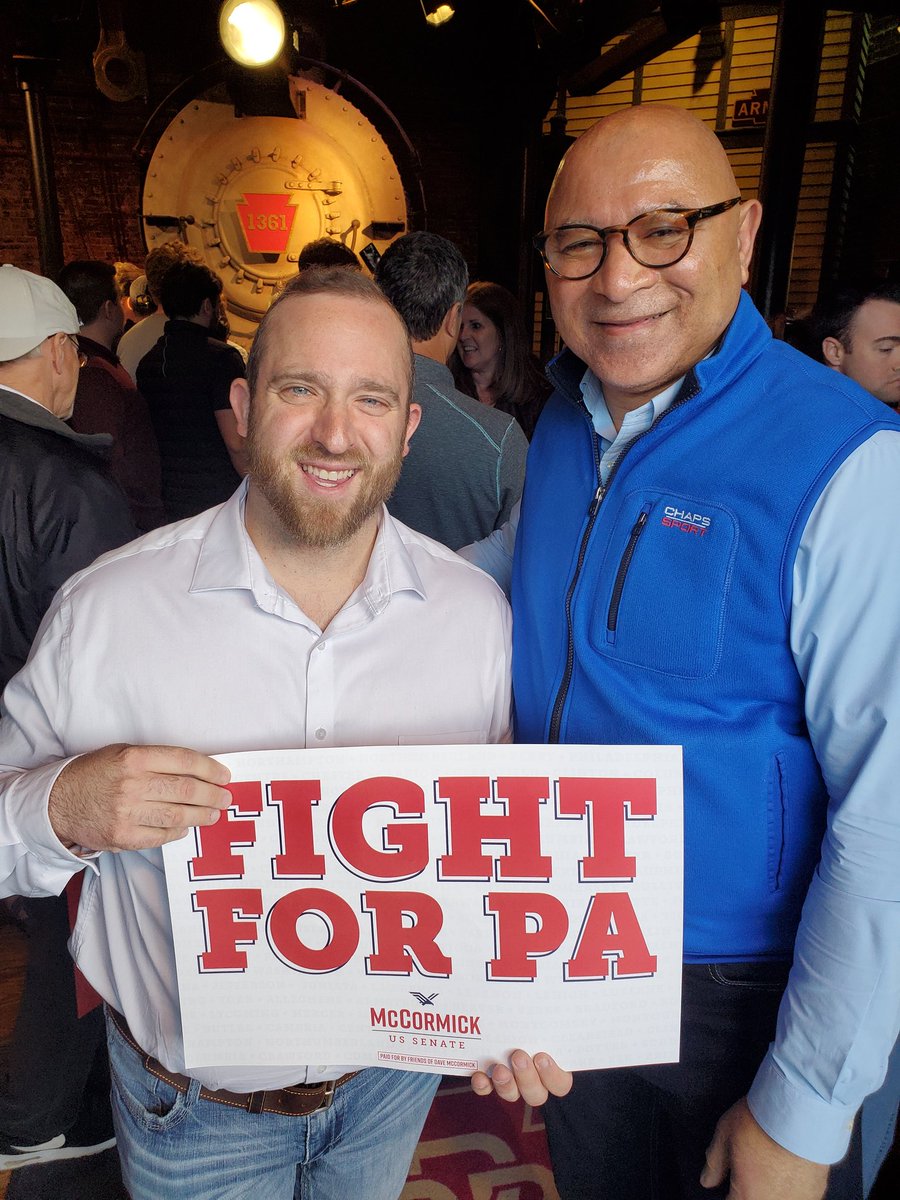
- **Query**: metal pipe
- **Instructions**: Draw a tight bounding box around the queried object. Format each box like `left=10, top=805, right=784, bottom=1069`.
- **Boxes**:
left=15, top=58, right=64, bottom=280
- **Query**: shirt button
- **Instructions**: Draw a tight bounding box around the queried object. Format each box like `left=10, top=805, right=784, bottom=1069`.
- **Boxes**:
left=317, top=641, right=327, bottom=651
left=315, top=728, right=326, bottom=741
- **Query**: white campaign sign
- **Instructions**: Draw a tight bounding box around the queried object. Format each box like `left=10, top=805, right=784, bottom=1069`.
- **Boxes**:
left=162, top=743, right=683, bottom=1077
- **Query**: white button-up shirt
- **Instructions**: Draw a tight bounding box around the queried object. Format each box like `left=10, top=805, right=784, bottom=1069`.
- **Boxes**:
left=0, top=482, right=512, bottom=1091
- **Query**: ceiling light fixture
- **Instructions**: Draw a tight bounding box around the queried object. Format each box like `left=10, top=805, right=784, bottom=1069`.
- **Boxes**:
left=219, top=0, right=286, bottom=68
left=420, top=2, right=455, bottom=28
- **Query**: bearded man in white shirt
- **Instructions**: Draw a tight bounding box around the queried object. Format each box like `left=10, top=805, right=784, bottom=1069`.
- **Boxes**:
left=0, top=267, right=512, bottom=1200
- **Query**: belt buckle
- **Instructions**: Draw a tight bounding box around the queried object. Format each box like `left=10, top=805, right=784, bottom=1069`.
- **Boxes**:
left=317, top=1078, right=337, bottom=1112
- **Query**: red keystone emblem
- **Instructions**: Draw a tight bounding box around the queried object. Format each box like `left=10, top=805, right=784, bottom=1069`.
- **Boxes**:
left=236, top=193, right=297, bottom=253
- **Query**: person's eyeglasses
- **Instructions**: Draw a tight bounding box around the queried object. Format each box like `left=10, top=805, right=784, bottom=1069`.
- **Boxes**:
left=533, top=197, right=742, bottom=280
left=66, top=334, right=88, bottom=368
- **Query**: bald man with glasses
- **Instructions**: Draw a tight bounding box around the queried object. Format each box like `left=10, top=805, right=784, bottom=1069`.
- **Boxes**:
left=473, top=107, right=900, bottom=1200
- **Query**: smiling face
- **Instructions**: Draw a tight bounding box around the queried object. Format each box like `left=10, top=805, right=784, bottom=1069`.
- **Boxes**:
left=458, top=304, right=502, bottom=378
left=543, top=106, right=761, bottom=420
left=233, top=292, right=419, bottom=551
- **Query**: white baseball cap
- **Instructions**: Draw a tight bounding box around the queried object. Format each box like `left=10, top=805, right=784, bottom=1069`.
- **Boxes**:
left=0, top=264, right=80, bottom=363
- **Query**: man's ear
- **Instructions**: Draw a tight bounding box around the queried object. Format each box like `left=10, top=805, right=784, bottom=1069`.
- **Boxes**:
left=821, top=337, right=845, bottom=370
left=230, top=376, right=252, bottom=437
left=444, top=302, right=462, bottom=340
left=737, top=199, right=763, bottom=285
left=403, top=402, right=422, bottom=457
left=48, top=332, right=68, bottom=377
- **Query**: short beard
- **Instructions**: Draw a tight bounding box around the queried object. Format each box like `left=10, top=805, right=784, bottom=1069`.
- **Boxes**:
left=246, top=419, right=404, bottom=551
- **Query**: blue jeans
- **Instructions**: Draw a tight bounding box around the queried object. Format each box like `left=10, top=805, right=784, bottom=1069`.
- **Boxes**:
left=105, top=1011, right=439, bottom=1200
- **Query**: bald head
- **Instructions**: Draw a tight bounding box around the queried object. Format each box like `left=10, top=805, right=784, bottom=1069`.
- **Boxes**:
left=549, top=106, right=739, bottom=222
left=542, top=105, right=762, bottom=424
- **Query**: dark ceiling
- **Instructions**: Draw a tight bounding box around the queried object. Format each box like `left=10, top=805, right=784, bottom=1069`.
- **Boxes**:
left=0, top=1, right=704, bottom=112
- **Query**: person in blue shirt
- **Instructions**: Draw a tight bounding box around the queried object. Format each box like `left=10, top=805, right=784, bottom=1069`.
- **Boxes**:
left=472, top=104, right=900, bottom=1200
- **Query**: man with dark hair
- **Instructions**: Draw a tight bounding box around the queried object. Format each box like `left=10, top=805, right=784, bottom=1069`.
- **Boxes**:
left=117, top=240, right=203, bottom=381
left=0, top=266, right=511, bottom=1200
left=375, top=232, right=526, bottom=549
left=0, top=264, right=135, bottom=1171
left=817, top=282, right=900, bottom=410
left=296, top=236, right=361, bottom=272
left=58, top=259, right=165, bottom=531
left=137, top=261, right=247, bottom=520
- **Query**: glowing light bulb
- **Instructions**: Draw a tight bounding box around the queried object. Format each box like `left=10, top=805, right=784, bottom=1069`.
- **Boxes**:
left=421, top=3, right=455, bottom=27
left=219, top=0, right=286, bottom=67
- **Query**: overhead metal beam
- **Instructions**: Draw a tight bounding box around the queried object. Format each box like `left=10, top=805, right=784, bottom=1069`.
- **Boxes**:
left=564, top=2, right=720, bottom=95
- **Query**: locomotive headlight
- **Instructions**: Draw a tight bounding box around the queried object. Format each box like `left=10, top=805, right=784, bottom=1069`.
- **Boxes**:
left=219, top=0, right=286, bottom=68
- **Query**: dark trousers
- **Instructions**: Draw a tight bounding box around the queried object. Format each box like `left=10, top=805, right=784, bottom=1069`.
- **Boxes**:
left=0, top=894, right=109, bottom=1143
left=543, top=962, right=863, bottom=1200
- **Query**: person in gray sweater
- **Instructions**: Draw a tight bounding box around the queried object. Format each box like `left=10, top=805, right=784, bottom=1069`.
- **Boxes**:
left=376, top=233, right=526, bottom=550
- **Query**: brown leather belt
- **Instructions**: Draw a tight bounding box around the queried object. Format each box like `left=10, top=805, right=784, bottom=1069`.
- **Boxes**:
left=107, top=1007, right=358, bottom=1117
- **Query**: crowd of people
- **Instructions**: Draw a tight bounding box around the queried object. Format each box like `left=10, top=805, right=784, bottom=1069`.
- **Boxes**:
left=0, top=102, right=898, bottom=1200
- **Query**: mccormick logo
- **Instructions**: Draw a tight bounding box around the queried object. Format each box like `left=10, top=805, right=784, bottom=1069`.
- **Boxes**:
left=410, top=991, right=438, bottom=1006
left=370, top=1007, right=481, bottom=1036
left=661, top=505, right=711, bottom=537
left=235, top=193, right=297, bottom=254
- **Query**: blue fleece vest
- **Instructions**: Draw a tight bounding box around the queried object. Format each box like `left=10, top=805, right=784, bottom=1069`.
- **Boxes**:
left=512, top=291, right=896, bottom=960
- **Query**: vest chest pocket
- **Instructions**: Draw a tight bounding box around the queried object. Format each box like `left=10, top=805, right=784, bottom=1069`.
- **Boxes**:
left=583, top=491, right=738, bottom=679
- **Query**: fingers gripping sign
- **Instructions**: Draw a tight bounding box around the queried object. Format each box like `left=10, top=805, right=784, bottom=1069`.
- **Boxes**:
left=49, top=744, right=233, bottom=853
left=471, top=1049, right=574, bottom=1106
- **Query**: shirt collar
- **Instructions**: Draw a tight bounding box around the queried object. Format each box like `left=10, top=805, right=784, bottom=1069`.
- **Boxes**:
left=413, top=353, right=454, bottom=393
left=580, top=370, right=685, bottom=445
left=77, top=335, right=118, bottom=366
left=190, top=479, right=427, bottom=623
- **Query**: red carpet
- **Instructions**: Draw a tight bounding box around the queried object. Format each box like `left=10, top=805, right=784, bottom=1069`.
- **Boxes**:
left=402, top=1077, right=560, bottom=1199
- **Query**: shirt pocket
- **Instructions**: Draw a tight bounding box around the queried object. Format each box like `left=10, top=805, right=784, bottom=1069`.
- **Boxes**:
left=584, top=490, right=738, bottom=679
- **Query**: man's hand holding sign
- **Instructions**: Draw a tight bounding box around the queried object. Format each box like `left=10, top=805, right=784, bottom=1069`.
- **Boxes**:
left=49, top=744, right=231, bottom=852
left=160, top=744, right=683, bottom=1078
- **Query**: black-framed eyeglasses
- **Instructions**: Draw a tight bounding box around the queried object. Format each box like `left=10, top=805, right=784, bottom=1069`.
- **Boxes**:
left=65, top=334, right=88, bottom=368
left=533, top=197, right=742, bottom=279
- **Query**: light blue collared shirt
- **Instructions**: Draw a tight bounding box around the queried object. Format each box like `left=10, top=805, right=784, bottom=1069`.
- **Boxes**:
left=462, top=368, right=900, bottom=1163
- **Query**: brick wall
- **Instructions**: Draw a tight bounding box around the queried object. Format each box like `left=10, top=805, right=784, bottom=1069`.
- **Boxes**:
left=0, top=58, right=483, bottom=282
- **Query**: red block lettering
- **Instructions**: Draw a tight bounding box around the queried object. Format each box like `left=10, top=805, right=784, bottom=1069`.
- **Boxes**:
left=363, top=890, right=452, bottom=977
left=484, top=891, right=569, bottom=980
left=269, top=780, right=326, bottom=879
left=193, top=887, right=262, bottom=972
left=267, top=888, right=359, bottom=973
left=189, top=781, right=262, bottom=880
left=437, top=776, right=553, bottom=881
left=557, top=777, right=657, bottom=881
left=565, top=893, right=657, bottom=980
left=329, top=777, right=428, bottom=881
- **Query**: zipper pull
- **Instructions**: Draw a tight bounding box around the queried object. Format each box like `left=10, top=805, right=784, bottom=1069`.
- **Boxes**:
left=631, top=511, right=649, bottom=535
left=588, top=483, right=604, bottom=517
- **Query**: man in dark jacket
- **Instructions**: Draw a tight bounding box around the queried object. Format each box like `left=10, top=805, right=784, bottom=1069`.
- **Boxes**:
left=0, top=264, right=135, bottom=1171
left=137, top=261, right=247, bottom=520
left=58, top=258, right=166, bottom=532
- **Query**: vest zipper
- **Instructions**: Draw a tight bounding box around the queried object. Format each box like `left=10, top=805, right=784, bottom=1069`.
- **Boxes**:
left=606, top=507, right=650, bottom=637
left=548, top=427, right=604, bottom=743
left=545, top=371, right=702, bottom=744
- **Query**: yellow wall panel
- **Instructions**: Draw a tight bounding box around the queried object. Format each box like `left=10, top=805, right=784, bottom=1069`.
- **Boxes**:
left=540, top=10, right=856, bottom=312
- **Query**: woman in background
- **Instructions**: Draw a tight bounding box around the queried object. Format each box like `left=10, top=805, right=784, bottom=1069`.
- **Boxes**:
left=452, top=280, right=550, bottom=439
